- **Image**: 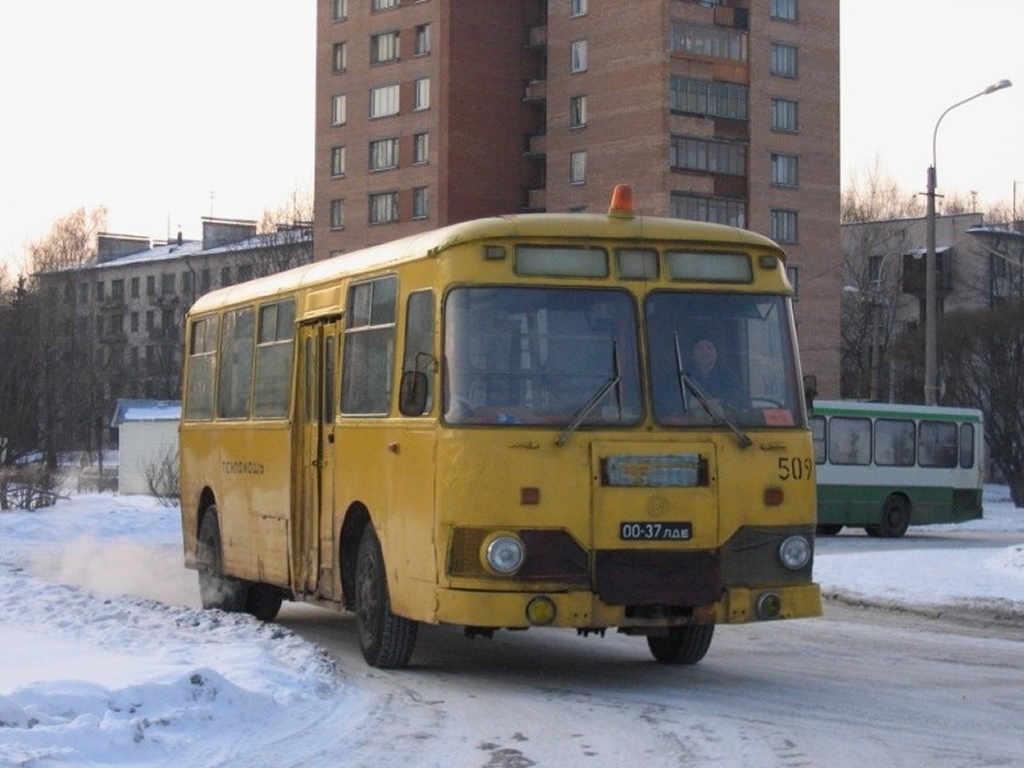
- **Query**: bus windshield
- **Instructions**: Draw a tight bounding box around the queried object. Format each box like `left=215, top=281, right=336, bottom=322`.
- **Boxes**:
left=444, top=286, right=642, bottom=426
left=647, top=292, right=802, bottom=429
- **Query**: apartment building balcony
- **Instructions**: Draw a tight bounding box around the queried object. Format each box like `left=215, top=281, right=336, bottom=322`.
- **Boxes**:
left=525, top=24, right=547, bottom=49
left=524, top=187, right=547, bottom=212
left=523, top=79, right=546, bottom=103
left=524, top=132, right=547, bottom=157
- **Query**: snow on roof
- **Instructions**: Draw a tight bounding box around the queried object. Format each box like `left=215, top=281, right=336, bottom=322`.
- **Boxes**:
left=110, top=399, right=181, bottom=427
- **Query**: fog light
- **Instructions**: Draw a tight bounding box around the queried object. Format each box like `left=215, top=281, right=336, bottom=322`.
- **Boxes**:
left=526, top=596, right=556, bottom=626
left=484, top=535, right=525, bottom=575
left=756, top=591, right=782, bottom=620
left=779, top=535, right=812, bottom=571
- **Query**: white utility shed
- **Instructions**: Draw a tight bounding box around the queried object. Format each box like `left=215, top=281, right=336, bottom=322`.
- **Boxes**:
left=110, top=400, right=181, bottom=495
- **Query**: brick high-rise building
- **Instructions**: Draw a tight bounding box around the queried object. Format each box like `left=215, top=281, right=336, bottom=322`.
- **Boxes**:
left=314, top=0, right=841, bottom=393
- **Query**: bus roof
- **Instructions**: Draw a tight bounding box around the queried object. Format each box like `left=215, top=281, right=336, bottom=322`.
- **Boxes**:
left=187, top=211, right=786, bottom=316
left=811, top=399, right=983, bottom=422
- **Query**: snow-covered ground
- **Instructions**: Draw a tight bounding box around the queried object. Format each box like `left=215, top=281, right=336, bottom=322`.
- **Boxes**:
left=1, top=488, right=1022, bottom=767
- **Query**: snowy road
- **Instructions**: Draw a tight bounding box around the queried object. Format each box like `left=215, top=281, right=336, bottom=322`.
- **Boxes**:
left=279, top=588, right=1024, bottom=767
left=3, top=494, right=1023, bottom=767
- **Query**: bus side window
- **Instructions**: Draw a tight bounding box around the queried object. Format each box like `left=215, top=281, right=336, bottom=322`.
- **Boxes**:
left=919, top=421, right=958, bottom=468
left=401, top=290, right=434, bottom=416
left=185, top=315, right=219, bottom=420
left=342, top=276, right=397, bottom=415
left=828, top=417, right=871, bottom=465
left=217, top=307, right=255, bottom=419
left=874, top=418, right=915, bottom=467
left=810, top=415, right=826, bottom=464
left=959, top=423, right=975, bottom=468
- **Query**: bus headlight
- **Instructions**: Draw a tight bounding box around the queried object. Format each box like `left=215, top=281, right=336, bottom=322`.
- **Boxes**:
left=484, top=534, right=525, bottom=575
left=778, top=535, right=811, bottom=571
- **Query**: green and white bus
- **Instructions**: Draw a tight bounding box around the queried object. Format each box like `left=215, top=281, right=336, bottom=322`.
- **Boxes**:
left=810, top=400, right=984, bottom=537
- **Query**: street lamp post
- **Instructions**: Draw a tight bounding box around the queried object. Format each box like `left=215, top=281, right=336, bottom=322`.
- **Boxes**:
left=924, top=78, right=1012, bottom=405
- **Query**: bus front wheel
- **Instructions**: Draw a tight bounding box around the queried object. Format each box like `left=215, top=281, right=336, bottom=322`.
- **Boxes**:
left=197, top=509, right=249, bottom=613
left=647, top=624, right=715, bottom=664
left=355, top=525, right=418, bottom=669
left=866, top=495, right=911, bottom=538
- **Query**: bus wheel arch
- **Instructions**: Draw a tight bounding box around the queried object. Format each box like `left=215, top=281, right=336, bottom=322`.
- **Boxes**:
left=339, top=502, right=372, bottom=611
left=866, top=493, right=912, bottom=538
left=354, top=523, right=419, bottom=669
left=197, top=504, right=249, bottom=613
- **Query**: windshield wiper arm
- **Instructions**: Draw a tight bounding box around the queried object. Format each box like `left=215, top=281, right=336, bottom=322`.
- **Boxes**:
left=557, top=341, right=621, bottom=447
left=673, top=333, right=752, bottom=449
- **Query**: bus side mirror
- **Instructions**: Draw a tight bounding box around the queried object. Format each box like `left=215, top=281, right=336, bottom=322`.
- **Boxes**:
left=399, top=370, right=429, bottom=416
left=803, top=374, right=818, bottom=411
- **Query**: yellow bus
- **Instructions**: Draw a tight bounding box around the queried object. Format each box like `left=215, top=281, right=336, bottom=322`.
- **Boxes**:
left=179, top=186, right=821, bottom=669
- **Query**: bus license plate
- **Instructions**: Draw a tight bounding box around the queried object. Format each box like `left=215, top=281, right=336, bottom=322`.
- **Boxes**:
left=619, top=522, right=692, bottom=541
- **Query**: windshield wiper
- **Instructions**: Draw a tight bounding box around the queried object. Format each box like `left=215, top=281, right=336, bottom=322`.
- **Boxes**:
left=556, top=341, right=621, bottom=447
left=673, top=333, right=752, bottom=449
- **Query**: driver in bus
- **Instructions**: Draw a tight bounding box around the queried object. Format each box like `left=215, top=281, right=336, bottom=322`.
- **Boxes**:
left=689, top=337, right=742, bottom=402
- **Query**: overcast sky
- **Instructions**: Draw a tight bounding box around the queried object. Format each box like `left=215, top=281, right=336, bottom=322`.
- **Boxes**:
left=2, top=0, right=1022, bottom=274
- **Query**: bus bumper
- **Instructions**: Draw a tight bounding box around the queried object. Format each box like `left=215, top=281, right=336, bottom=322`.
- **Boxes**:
left=430, top=582, right=822, bottom=630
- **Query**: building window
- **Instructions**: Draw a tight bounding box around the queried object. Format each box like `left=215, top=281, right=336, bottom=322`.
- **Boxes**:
left=413, top=186, right=429, bottom=219
left=95, top=281, right=105, bottom=300
left=771, top=43, right=798, bottom=77
left=571, top=40, right=588, bottom=72
left=330, top=199, right=345, bottom=230
left=370, top=84, right=400, bottom=118
left=671, top=192, right=747, bottom=228
left=331, top=146, right=346, bottom=177
left=332, top=42, right=347, bottom=72
left=571, top=0, right=588, bottom=16
left=130, top=312, right=139, bottom=332
left=182, top=271, right=192, bottom=293
left=570, top=150, right=587, bottom=184
left=369, top=138, right=399, bottom=171
left=111, top=279, right=124, bottom=299
left=78, top=283, right=88, bottom=302
left=333, top=0, right=348, bottom=21
left=414, top=78, right=430, bottom=110
left=369, top=192, right=399, bottom=224
left=570, top=95, right=587, bottom=127
left=201, top=269, right=211, bottom=292
left=771, top=98, right=798, bottom=132
left=670, top=135, right=747, bottom=175
left=771, top=0, right=797, bottom=21
left=670, top=76, right=748, bottom=120
left=670, top=23, right=747, bottom=62
left=161, top=273, right=175, bottom=294
left=221, top=267, right=232, bottom=287
left=146, top=275, right=156, bottom=296
left=130, top=276, right=139, bottom=298
left=332, top=94, right=347, bottom=125
left=771, top=209, right=798, bottom=243
left=146, top=310, right=155, bottom=331
left=372, top=0, right=400, bottom=10
left=771, top=153, right=799, bottom=187
left=413, top=132, right=429, bottom=164
left=787, top=265, right=800, bottom=299
left=415, top=24, right=430, bottom=55
left=371, top=31, right=400, bottom=64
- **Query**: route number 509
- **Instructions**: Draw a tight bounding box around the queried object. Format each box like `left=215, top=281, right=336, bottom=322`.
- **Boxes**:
left=778, top=456, right=814, bottom=481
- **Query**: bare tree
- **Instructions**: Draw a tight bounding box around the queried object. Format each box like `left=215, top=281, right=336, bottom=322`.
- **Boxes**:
left=257, top=187, right=313, bottom=235
left=941, top=303, right=1024, bottom=507
left=27, top=207, right=106, bottom=273
left=841, top=159, right=922, bottom=224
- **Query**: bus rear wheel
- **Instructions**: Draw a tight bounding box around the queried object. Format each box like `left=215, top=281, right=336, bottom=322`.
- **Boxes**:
left=866, top=495, right=911, bottom=538
left=197, top=509, right=249, bottom=613
left=647, top=625, right=715, bottom=664
left=355, top=525, right=418, bottom=669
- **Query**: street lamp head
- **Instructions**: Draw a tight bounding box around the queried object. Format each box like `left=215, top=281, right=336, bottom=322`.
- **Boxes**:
left=985, top=79, right=1012, bottom=94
